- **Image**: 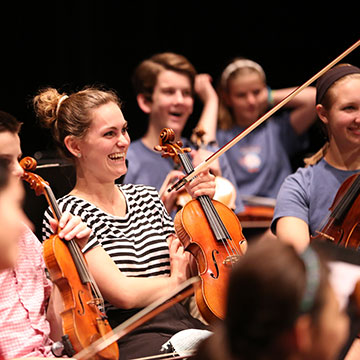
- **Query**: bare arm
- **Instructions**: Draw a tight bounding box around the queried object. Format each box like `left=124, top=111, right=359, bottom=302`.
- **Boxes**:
left=272, top=86, right=317, bottom=135
left=276, top=216, right=311, bottom=252
left=194, top=74, right=219, bottom=144
left=84, top=236, right=189, bottom=310
left=46, top=285, right=63, bottom=341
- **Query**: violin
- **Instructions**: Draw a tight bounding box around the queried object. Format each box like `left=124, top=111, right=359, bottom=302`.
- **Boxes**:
left=160, top=127, right=237, bottom=212
left=154, top=128, right=247, bottom=323
left=312, top=173, right=360, bottom=250
left=20, top=156, right=119, bottom=360
left=189, top=127, right=237, bottom=210
left=191, top=127, right=274, bottom=229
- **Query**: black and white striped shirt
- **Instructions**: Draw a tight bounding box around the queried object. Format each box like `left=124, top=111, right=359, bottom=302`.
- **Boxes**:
left=42, top=184, right=175, bottom=310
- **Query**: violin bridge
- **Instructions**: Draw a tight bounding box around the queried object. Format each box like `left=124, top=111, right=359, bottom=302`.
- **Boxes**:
left=87, top=298, right=102, bottom=306
left=223, top=255, right=240, bottom=266
left=315, top=231, right=335, bottom=241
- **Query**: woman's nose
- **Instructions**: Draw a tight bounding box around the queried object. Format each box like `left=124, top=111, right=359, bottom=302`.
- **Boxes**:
left=13, top=161, right=24, bottom=179
left=117, top=134, right=130, bottom=147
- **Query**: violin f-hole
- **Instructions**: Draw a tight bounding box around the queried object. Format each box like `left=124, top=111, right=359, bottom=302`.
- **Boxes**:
left=210, top=250, right=220, bottom=279
left=77, top=290, right=86, bottom=315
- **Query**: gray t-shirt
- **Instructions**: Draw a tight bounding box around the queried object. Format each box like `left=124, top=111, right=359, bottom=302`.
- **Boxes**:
left=271, top=158, right=358, bottom=235
left=216, top=112, right=308, bottom=199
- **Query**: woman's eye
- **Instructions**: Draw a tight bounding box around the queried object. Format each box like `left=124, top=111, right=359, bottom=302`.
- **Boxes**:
left=104, top=131, right=115, bottom=137
left=122, top=126, right=129, bottom=134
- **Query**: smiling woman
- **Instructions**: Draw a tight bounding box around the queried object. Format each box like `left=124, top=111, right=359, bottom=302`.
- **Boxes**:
left=32, top=85, right=216, bottom=360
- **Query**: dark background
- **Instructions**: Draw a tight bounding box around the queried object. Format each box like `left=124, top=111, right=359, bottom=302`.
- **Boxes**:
left=1, top=1, right=359, bottom=160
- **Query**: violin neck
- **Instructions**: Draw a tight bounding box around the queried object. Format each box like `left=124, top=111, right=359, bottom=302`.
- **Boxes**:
left=177, top=153, right=231, bottom=242
left=43, top=185, right=93, bottom=285
left=44, top=184, right=63, bottom=222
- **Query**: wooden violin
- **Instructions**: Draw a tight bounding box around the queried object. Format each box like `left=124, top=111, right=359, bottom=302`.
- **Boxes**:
left=20, top=156, right=119, bottom=360
left=154, top=128, right=247, bottom=323
left=191, top=127, right=274, bottom=229
left=189, top=127, right=237, bottom=210
left=312, top=173, right=360, bottom=250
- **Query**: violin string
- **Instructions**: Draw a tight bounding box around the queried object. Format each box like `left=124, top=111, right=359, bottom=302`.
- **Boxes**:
left=69, top=239, right=106, bottom=311
left=179, top=153, right=239, bottom=257
left=201, top=195, right=239, bottom=257
left=317, top=176, right=360, bottom=235
left=333, top=176, right=360, bottom=219
left=179, top=154, right=225, bottom=243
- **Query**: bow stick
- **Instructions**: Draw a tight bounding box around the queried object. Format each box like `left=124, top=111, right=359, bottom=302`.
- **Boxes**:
left=168, top=39, right=360, bottom=193
left=73, top=276, right=200, bottom=360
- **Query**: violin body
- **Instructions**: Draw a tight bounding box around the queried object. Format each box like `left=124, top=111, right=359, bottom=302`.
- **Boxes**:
left=174, top=199, right=246, bottom=323
left=44, top=235, right=119, bottom=359
left=312, top=173, right=360, bottom=250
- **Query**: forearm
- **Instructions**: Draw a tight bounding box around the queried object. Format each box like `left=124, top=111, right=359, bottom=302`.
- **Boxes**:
left=276, top=216, right=311, bottom=253
left=196, top=95, right=219, bottom=144
left=85, top=246, right=181, bottom=310
left=194, top=74, right=219, bottom=144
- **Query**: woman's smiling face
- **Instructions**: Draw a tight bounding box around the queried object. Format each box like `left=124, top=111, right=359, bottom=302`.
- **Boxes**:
left=75, top=102, right=130, bottom=182
left=318, top=76, right=360, bottom=151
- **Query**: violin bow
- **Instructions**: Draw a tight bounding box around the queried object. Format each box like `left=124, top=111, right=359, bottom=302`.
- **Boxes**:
left=73, top=276, right=200, bottom=360
left=168, top=38, right=360, bottom=193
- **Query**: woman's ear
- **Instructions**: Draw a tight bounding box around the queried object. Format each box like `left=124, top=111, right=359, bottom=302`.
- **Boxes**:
left=293, top=314, right=313, bottom=354
left=136, top=94, right=152, bottom=114
left=316, top=104, right=329, bottom=125
left=64, top=135, right=81, bottom=158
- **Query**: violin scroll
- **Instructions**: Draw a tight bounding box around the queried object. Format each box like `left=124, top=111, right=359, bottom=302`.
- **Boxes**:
left=154, top=128, right=191, bottom=165
left=20, top=156, right=49, bottom=196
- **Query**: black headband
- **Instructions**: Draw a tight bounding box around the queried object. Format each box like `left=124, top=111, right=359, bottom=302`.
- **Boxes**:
left=316, top=64, right=360, bottom=104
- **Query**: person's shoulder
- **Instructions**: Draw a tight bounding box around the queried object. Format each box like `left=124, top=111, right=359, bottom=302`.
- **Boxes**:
left=20, top=223, right=42, bottom=247
left=284, top=163, right=314, bottom=186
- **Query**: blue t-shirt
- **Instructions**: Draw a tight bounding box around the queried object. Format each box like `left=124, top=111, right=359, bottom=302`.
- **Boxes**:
left=123, top=137, right=244, bottom=213
left=271, top=158, right=359, bottom=236
left=216, top=112, right=308, bottom=199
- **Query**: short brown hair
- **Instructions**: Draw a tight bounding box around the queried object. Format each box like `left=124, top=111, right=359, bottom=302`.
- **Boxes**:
left=0, top=111, right=22, bottom=134
left=132, top=52, right=197, bottom=102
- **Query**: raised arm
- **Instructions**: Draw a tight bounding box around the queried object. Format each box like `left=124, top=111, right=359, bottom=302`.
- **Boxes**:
left=194, top=74, right=219, bottom=144
left=272, top=86, right=317, bottom=135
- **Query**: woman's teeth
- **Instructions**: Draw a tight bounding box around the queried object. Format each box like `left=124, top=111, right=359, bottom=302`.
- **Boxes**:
left=108, top=153, right=125, bottom=160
